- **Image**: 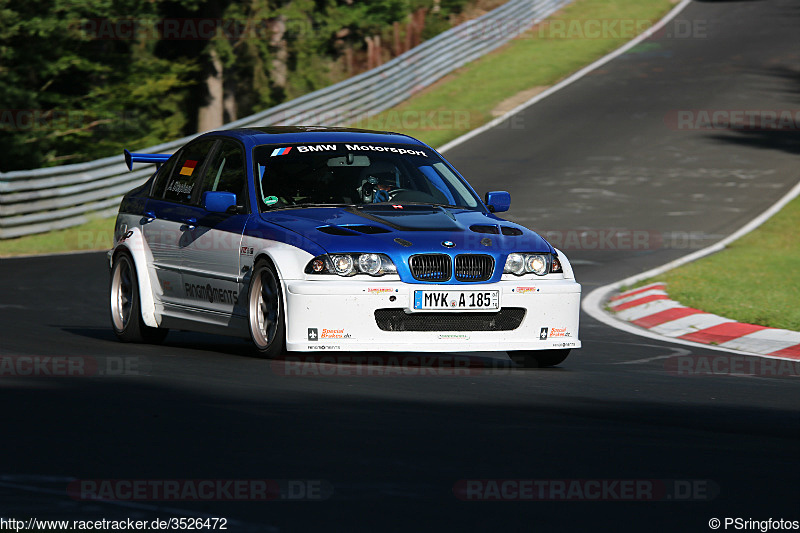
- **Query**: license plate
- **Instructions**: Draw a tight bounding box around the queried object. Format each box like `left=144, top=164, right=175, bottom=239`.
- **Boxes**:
left=413, top=290, right=499, bottom=311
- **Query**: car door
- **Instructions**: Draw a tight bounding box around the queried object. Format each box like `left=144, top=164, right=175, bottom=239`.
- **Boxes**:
left=142, top=139, right=217, bottom=308
left=180, top=138, right=250, bottom=317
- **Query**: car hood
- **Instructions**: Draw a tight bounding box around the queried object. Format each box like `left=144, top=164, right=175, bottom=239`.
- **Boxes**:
left=260, top=205, right=554, bottom=255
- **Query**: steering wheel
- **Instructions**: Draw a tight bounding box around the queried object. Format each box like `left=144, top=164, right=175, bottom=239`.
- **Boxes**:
left=385, top=188, right=408, bottom=201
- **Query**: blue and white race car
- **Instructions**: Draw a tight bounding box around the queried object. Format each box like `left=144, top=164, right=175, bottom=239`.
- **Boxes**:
left=109, top=127, right=581, bottom=367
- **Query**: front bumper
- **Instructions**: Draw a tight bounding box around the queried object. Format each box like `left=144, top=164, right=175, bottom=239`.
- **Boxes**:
left=283, top=279, right=581, bottom=352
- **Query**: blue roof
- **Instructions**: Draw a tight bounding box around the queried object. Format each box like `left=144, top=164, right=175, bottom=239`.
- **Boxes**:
left=195, top=126, right=427, bottom=148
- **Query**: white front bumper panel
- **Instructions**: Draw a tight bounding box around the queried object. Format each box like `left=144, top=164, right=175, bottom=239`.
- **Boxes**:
left=284, top=279, right=581, bottom=352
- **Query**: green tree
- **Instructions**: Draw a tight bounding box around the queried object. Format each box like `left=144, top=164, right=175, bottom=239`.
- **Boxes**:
left=0, top=0, right=197, bottom=171
left=0, top=0, right=475, bottom=171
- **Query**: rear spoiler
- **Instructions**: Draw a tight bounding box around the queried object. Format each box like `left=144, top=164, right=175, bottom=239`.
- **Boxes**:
left=124, top=149, right=171, bottom=171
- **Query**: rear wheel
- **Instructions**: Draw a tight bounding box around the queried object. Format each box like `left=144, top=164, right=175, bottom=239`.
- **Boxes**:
left=248, top=260, right=286, bottom=358
left=508, top=349, right=570, bottom=368
left=109, top=252, right=168, bottom=343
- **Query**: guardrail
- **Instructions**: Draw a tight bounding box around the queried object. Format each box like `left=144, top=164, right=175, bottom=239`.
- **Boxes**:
left=0, top=0, right=570, bottom=239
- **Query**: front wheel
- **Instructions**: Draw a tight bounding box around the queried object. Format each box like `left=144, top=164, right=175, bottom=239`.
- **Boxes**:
left=109, top=252, right=168, bottom=343
left=508, top=349, right=570, bottom=368
left=247, top=260, right=286, bottom=358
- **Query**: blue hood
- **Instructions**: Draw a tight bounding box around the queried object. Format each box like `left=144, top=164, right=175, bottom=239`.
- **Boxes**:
left=258, top=206, right=554, bottom=284
left=261, top=206, right=553, bottom=254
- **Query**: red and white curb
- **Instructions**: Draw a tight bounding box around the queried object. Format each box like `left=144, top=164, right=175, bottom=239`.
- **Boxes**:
left=608, top=282, right=800, bottom=360
left=583, top=178, right=800, bottom=360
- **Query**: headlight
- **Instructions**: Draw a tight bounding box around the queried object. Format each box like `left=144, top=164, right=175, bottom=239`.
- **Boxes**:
left=504, top=253, right=554, bottom=276
left=524, top=254, right=548, bottom=276
left=358, top=253, right=382, bottom=275
left=305, top=253, right=397, bottom=277
left=505, top=253, right=525, bottom=275
left=331, top=254, right=355, bottom=276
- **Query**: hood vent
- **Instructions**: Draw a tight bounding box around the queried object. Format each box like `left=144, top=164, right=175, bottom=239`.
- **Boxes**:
left=500, top=226, right=523, bottom=236
left=317, top=225, right=359, bottom=236
left=470, top=224, right=500, bottom=234
left=317, top=225, right=391, bottom=236
left=344, top=225, right=392, bottom=234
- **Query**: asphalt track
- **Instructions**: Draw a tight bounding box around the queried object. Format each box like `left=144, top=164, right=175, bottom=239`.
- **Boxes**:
left=1, top=1, right=799, bottom=531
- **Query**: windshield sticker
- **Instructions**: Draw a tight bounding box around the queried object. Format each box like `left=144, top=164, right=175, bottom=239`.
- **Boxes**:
left=264, top=196, right=279, bottom=205
left=345, top=144, right=427, bottom=157
left=179, top=159, right=198, bottom=176
left=297, top=144, right=337, bottom=152
left=271, top=147, right=293, bottom=156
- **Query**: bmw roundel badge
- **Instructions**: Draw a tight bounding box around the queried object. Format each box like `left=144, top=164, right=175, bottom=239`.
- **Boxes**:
left=442, top=241, right=455, bottom=248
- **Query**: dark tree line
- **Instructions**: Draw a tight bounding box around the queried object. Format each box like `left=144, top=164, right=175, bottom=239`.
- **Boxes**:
left=0, top=0, right=477, bottom=171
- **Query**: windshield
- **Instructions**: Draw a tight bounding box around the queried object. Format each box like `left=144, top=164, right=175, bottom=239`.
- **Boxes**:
left=252, top=142, right=481, bottom=211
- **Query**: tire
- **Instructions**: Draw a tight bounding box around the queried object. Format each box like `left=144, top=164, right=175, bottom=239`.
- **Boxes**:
left=109, top=252, right=168, bottom=343
left=508, top=349, right=570, bottom=368
left=247, top=259, right=286, bottom=358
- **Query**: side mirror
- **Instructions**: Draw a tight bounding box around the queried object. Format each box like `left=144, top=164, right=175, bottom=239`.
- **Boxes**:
left=485, top=191, right=511, bottom=213
left=203, top=191, right=238, bottom=213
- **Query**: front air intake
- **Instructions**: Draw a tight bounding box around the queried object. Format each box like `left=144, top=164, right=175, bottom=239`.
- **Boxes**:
left=375, top=308, right=525, bottom=332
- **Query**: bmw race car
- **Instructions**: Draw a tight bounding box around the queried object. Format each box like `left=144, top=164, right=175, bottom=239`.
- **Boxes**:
left=109, top=127, right=581, bottom=367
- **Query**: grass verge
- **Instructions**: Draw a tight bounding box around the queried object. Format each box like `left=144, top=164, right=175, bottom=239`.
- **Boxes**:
left=353, top=0, right=675, bottom=147
left=0, top=0, right=674, bottom=257
left=637, top=196, right=800, bottom=331
left=0, top=216, right=116, bottom=258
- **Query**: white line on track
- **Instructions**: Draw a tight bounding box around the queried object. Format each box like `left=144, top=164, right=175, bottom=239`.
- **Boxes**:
left=438, top=0, right=694, bottom=154
left=612, top=346, right=692, bottom=365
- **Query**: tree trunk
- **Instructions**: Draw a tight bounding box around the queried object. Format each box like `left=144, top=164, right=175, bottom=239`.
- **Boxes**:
left=197, top=47, right=224, bottom=132
left=393, top=21, right=402, bottom=56
left=372, top=35, right=382, bottom=67
left=268, top=16, right=288, bottom=91
left=365, top=36, right=375, bottom=70
left=223, top=86, right=237, bottom=123
left=345, top=47, right=354, bottom=75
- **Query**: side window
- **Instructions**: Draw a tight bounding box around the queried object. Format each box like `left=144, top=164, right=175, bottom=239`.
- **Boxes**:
left=162, top=140, right=216, bottom=204
left=151, top=151, right=180, bottom=198
left=198, top=139, right=247, bottom=207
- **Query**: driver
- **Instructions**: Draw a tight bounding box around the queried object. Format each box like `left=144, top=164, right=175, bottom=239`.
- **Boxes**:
left=360, top=161, right=401, bottom=203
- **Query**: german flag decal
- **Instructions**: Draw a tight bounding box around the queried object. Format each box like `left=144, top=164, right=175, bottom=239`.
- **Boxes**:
left=179, top=160, right=198, bottom=176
